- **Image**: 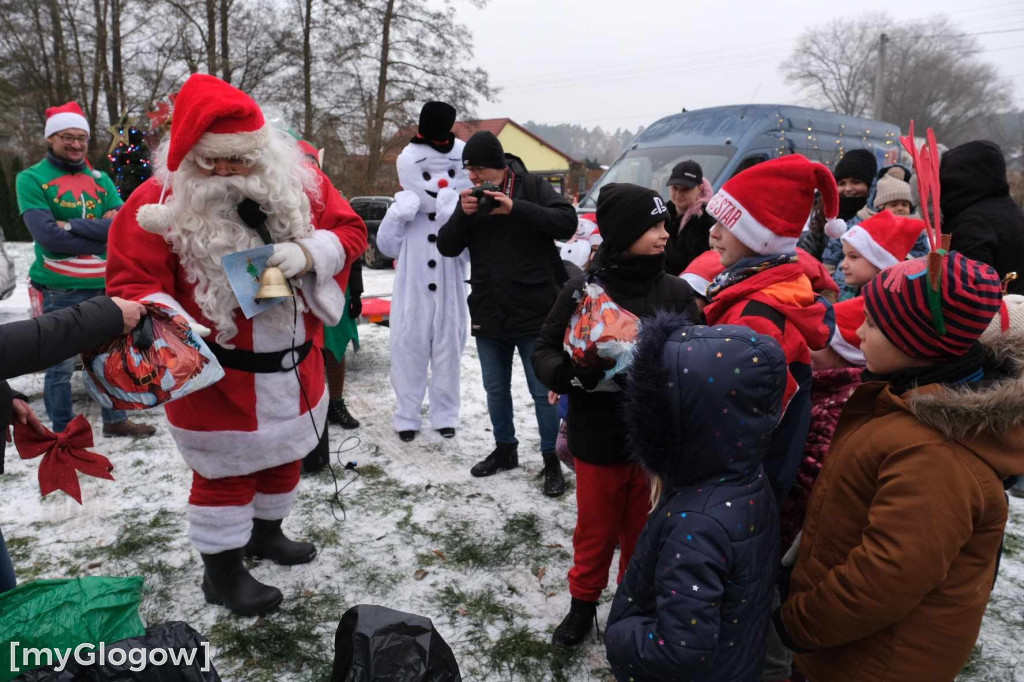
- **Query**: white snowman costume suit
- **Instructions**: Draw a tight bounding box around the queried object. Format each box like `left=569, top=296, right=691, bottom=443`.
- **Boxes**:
left=376, top=116, right=472, bottom=432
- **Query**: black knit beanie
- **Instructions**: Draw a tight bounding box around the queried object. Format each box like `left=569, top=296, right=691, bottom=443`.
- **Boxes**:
left=462, top=131, right=506, bottom=169
left=596, top=183, right=670, bottom=254
left=834, top=149, right=877, bottom=185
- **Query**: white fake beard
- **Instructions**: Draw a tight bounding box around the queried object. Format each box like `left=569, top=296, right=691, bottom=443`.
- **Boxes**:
left=159, top=161, right=315, bottom=348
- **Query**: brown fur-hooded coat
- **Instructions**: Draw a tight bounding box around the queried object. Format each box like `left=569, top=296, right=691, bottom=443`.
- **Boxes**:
left=779, top=332, right=1024, bottom=681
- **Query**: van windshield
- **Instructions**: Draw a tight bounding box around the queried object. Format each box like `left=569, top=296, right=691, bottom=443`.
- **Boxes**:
left=579, top=146, right=735, bottom=211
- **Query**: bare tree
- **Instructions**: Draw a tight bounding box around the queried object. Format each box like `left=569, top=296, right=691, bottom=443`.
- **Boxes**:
left=781, top=14, right=1013, bottom=144
left=325, top=0, right=496, bottom=193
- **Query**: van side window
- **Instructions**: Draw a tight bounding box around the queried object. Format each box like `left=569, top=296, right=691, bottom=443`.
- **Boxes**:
left=731, top=154, right=768, bottom=178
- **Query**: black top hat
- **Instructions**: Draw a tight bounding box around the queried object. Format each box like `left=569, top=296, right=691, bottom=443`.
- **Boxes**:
left=410, top=102, right=457, bottom=153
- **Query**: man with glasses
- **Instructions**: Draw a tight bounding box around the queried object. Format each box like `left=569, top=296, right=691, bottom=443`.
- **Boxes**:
left=437, top=131, right=576, bottom=497
left=15, top=101, right=155, bottom=437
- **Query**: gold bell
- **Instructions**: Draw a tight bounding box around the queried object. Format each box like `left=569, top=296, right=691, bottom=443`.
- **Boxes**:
left=255, top=266, right=293, bottom=299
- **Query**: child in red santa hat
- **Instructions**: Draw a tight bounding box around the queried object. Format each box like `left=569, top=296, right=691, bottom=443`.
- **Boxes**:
left=834, top=210, right=928, bottom=301
left=701, top=155, right=837, bottom=503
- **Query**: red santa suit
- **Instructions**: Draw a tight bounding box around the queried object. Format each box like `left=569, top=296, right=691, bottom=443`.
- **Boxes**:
left=105, top=75, right=367, bottom=557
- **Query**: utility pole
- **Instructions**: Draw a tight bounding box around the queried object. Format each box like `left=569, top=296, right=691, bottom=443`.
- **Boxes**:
left=874, top=33, right=888, bottom=121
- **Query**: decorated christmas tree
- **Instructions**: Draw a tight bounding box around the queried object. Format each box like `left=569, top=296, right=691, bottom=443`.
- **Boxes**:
left=107, top=126, right=152, bottom=201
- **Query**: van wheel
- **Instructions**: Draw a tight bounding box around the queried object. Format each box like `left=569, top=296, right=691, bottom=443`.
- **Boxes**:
left=364, top=242, right=392, bottom=269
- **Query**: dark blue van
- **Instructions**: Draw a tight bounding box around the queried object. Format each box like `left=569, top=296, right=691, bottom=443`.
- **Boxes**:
left=579, top=104, right=902, bottom=211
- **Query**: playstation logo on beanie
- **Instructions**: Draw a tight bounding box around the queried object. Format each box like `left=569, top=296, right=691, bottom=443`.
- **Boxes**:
left=596, top=183, right=668, bottom=255
left=707, top=155, right=845, bottom=255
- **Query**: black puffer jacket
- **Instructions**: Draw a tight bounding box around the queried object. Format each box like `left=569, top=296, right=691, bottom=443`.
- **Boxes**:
left=665, top=203, right=715, bottom=275
left=0, top=297, right=123, bottom=473
left=437, top=156, right=577, bottom=337
left=940, top=141, right=1024, bottom=294
left=531, top=252, right=698, bottom=465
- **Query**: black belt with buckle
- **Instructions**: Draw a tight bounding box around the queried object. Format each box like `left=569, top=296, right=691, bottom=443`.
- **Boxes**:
left=207, top=340, right=314, bottom=373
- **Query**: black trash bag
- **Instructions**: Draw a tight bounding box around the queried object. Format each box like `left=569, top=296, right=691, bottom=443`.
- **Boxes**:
left=331, top=605, right=461, bottom=682
left=13, top=621, right=221, bottom=682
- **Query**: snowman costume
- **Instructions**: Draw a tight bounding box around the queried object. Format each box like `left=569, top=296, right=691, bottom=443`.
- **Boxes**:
left=376, top=102, right=472, bottom=434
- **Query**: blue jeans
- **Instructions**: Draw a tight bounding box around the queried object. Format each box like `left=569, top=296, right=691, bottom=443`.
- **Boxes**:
left=40, top=286, right=125, bottom=431
left=476, top=334, right=558, bottom=453
left=0, top=526, right=15, bottom=593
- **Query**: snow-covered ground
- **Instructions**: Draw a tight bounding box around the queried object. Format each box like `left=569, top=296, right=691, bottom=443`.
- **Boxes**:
left=1, top=241, right=1022, bottom=681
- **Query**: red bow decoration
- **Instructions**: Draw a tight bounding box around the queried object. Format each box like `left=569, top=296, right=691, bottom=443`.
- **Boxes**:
left=14, top=415, right=115, bottom=504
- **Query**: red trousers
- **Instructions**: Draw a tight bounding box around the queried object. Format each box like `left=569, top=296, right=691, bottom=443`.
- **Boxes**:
left=187, top=460, right=303, bottom=554
left=568, top=459, right=651, bottom=602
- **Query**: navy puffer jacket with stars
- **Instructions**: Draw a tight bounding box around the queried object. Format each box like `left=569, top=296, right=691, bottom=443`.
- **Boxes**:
left=605, top=314, right=786, bottom=681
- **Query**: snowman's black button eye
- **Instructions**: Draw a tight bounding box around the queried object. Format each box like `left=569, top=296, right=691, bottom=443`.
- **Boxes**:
left=422, top=171, right=431, bottom=181
left=448, top=169, right=455, bottom=178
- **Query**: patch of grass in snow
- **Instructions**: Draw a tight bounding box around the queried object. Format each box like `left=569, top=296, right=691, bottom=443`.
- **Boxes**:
left=356, top=463, right=386, bottom=480
left=75, top=509, right=178, bottom=562
left=482, top=624, right=587, bottom=682
left=413, top=511, right=570, bottom=571
left=4, top=534, right=36, bottom=564
left=1000, top=531, right=1023, bottom=559
left=431, top=583, right=524, bottom=630
left=332, top=548, right=405, bottom=596
left=207, top=586, right=345, bottom=681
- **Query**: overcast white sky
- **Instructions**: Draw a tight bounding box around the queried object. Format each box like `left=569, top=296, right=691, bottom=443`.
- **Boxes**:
left=457, top=0, right=1024, bottom=131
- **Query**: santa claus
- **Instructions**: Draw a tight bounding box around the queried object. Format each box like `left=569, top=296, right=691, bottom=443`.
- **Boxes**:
left=105, top=74, right=367, bottom=616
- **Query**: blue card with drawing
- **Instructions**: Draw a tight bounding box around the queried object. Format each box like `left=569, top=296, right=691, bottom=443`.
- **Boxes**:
left=221, top=245, right=288, bottom=319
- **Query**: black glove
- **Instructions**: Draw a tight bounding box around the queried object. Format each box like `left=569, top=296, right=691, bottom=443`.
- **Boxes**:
left=237, top=198, right=271, bottom=244
left=348, top=294, right=362, bottom=319
left=568, top=364, right=605, bottom=391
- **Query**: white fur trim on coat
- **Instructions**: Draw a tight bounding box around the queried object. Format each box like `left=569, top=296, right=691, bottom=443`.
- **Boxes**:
left=295, top=230, right=346, bottom=326
left=188, top=503, right=254, bottom=554
left=840, top=224, right=899, bottom=271
left=707, top=189, right=798, bottom=255
left=191, top=125, right=271, bottom=160
left=253, top=491, right=298, bottom=521
left=45, top=112, right=90, bottom=138
left=169, top=392, right=327, bottom=479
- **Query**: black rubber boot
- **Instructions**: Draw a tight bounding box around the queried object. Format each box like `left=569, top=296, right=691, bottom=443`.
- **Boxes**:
left=398, top=430, right=417, bottom=442
left=302, top=430, right=330, bottom=474
left=551, top=598, right=598, bottom=646
left=470, top=443, right=519, bottom=477
left=540, top=451, right=566, bottom=497
left=327, top=399, right=360, bottom=429
left=200, top=548, right=283, bottom=616
left=244, top=518, right=317, bottom=565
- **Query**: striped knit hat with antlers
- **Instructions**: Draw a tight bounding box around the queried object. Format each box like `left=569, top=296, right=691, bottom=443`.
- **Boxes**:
left=862, top=123, right=1002, bottom=359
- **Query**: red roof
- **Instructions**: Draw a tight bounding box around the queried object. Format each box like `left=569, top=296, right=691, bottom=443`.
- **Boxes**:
left=453, top=118, right=580, bottom=165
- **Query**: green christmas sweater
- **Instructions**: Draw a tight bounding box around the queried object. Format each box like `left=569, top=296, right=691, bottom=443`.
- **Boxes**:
left=16, top=158, right=123, bottom=289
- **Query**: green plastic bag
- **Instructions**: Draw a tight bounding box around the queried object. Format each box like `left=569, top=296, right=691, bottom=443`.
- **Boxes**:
left=0, top=576, right=146, bottom=681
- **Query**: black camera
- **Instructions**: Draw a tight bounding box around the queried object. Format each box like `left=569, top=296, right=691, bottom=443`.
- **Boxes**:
left=469, top=182, right=502, bottom=216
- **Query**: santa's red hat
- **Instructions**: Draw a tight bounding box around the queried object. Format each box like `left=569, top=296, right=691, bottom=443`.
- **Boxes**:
left=680, top=249, right=725, bottom=297
left=165, top=74, right=268, bottom=172
left=839, top=210, right=926, bottom=271
left=829, top=298, right=866, bottom=366
left=707, top=155, right=844, bottom=255
left=45, top=102, right=89, bottom=138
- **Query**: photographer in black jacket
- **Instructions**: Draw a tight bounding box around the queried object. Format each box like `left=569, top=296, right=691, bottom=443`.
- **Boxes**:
left=437, top=131, right=577, bottom=496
